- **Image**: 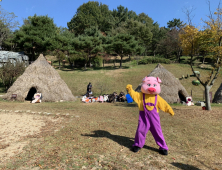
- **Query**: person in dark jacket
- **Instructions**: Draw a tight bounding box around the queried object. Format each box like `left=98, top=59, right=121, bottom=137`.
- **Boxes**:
left=87, top=82, right=92, bottom=95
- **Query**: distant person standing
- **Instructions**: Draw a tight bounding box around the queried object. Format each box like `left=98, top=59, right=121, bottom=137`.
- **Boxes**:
left=87, top=82, right=92, bottom=96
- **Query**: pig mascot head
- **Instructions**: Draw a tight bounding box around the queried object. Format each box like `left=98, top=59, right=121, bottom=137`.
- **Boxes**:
left=141, top=76, right=162, bottom=94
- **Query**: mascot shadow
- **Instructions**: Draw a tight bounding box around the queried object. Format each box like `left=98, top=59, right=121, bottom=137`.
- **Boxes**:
left=171, top=163, right=201, bottom=170
left=81, top=130, right=159, bottom=153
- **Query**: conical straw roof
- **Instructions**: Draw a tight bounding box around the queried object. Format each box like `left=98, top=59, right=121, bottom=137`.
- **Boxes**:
left=213, top=83, right=222, bottom=103
left=3, top=54, right=76, bottom=102
left=135, top=63, right=189, bottom=103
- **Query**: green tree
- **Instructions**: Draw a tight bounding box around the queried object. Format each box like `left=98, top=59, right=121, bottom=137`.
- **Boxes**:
left=45, top=27, right=81, bottom=70
left=112, top=5, right=129, bottom=28
left=53, top=50, right=66, bottom=70
left=109, top=34, right=144, bottom=68
left=125, top=19, right=153, bottom=55
left=79, top=35, right=103, bottom=69
left=14, top=14, right=57, bottom=61
left=151, top=24, right=169, bottom=56
left=157, top=28, right=182, bottom=61
left=56, top=28, right=82, bottom=68
left=137, top=13, right=154, bottom=28
left=67, top=1, right=113, bottom=35
left=1, top=31, right=17, bottom=51
left=83, top=25, right=102, bottom=37
left=106, top=21, right=128, bottom=36
left=46, top=34, right=69, bottom=69
left=167, top=18, right=184, bottom=30
left=128, top=10, right=138, bottom=21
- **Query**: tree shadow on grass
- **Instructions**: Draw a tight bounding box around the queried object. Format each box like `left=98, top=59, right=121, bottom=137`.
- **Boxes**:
left=81, top=130, right=159, bottom=153
left=92, top=66, right=130, bottom=71
left=171, top=163, right=201, bottom=170
left=57, top=65, right=130, bottom=72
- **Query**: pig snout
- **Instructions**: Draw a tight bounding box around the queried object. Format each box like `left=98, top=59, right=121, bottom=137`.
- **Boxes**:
left=148, top=88, right=156, bottom=93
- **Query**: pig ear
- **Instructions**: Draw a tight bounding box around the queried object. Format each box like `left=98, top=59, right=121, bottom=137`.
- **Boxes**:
left=156, top=77, right=162, bottom=83
left=142, top=76, right=148, bottom=83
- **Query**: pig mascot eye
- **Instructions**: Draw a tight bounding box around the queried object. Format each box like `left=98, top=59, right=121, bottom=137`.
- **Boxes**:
left=153, top=84, right=157, bottom=87
left=147, top=84, right=151, bottom=87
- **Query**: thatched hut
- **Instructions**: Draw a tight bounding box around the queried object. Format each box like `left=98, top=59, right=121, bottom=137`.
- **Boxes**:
left=135, top=63, right=189, bottom=103
left=3, top=54, right=76, bottom=102
left=213, top=83, right=222, bottom=103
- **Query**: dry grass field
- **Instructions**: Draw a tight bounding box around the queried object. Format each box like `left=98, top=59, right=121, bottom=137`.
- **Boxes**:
left=0, top=59, right=222, bottom=169
left=0, top=101, right=221, bottom=170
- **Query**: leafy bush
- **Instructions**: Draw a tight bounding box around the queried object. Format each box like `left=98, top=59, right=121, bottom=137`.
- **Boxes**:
left=73, top=58, right=85, bottom=67
left=91, top=56, right=103, bottom=67
left=138, top=57, right=171, bottom=64
left=130, top=60, right=138, bottom=66
left=0, top=61, right=26, bottom=91
left=155, top=54, right=165, bottom=58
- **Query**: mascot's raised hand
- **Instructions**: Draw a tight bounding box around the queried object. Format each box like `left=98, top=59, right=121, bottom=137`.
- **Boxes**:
left=126, top=76, right=174, bottom=155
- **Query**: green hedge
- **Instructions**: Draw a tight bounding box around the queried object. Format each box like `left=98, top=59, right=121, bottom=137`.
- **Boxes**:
left=138, top=57, right=171, bottom=64
left=91, top=56, right=103, bottom=67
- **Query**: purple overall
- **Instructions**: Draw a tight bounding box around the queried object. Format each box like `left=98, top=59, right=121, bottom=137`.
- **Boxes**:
left=133, top=94, right=168, bottom=150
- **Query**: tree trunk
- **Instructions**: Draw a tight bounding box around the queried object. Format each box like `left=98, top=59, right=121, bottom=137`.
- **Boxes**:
left=177, top=51, right=181, bottom=63
left=216, top=57, right=220, bottom=64
left=204, top=85, right=212, bottom=110
left=202, top=55, right=205, bottom=64
left=120, top=55, right=123, bottom=68
left=84, top=62, right=87, bottom=70
left=31, top=48, right=35, bottom=62
left=68, top=58, right=72, bottom=67
left=89, top=57, right=92, bottom=68
left=59, top=60, right=61, bottom=70
left=103, top=59, right=104, bottom=67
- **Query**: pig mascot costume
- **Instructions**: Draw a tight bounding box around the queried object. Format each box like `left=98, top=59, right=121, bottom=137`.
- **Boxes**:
left=126, top=77, right=174, bottom=155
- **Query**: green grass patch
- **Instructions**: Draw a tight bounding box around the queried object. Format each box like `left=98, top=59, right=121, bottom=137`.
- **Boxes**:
left=57, top=62, right=221, bottom=102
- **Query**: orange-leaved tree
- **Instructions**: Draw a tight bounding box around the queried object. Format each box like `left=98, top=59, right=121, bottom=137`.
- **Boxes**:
left=179, top=9, right=222, bottom=110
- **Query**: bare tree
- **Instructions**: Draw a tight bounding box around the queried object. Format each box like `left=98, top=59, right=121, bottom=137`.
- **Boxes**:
left=0, top=6, right=19, bottom=47
left=182, top=6, right=196, bottom=26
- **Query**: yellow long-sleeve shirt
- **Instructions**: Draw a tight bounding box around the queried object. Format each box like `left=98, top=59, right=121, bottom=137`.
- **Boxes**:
left=126, top=84, right=174, bottom=116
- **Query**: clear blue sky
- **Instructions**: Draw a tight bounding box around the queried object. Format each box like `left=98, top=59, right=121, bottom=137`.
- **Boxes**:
left=0, top=0, right=221, bottom=29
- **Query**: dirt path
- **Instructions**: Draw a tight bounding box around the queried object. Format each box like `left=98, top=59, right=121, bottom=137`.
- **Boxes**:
left=0, top=110, right=61, bottom=163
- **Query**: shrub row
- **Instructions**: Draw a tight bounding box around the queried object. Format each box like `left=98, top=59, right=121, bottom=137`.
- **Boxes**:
left=138, top=57, right=171, bottom=64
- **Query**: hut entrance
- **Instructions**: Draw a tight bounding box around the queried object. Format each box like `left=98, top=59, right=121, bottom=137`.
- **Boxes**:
left=178, top=90, right=186, bottom=103
left=25, top=87, right=37, bottom=101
